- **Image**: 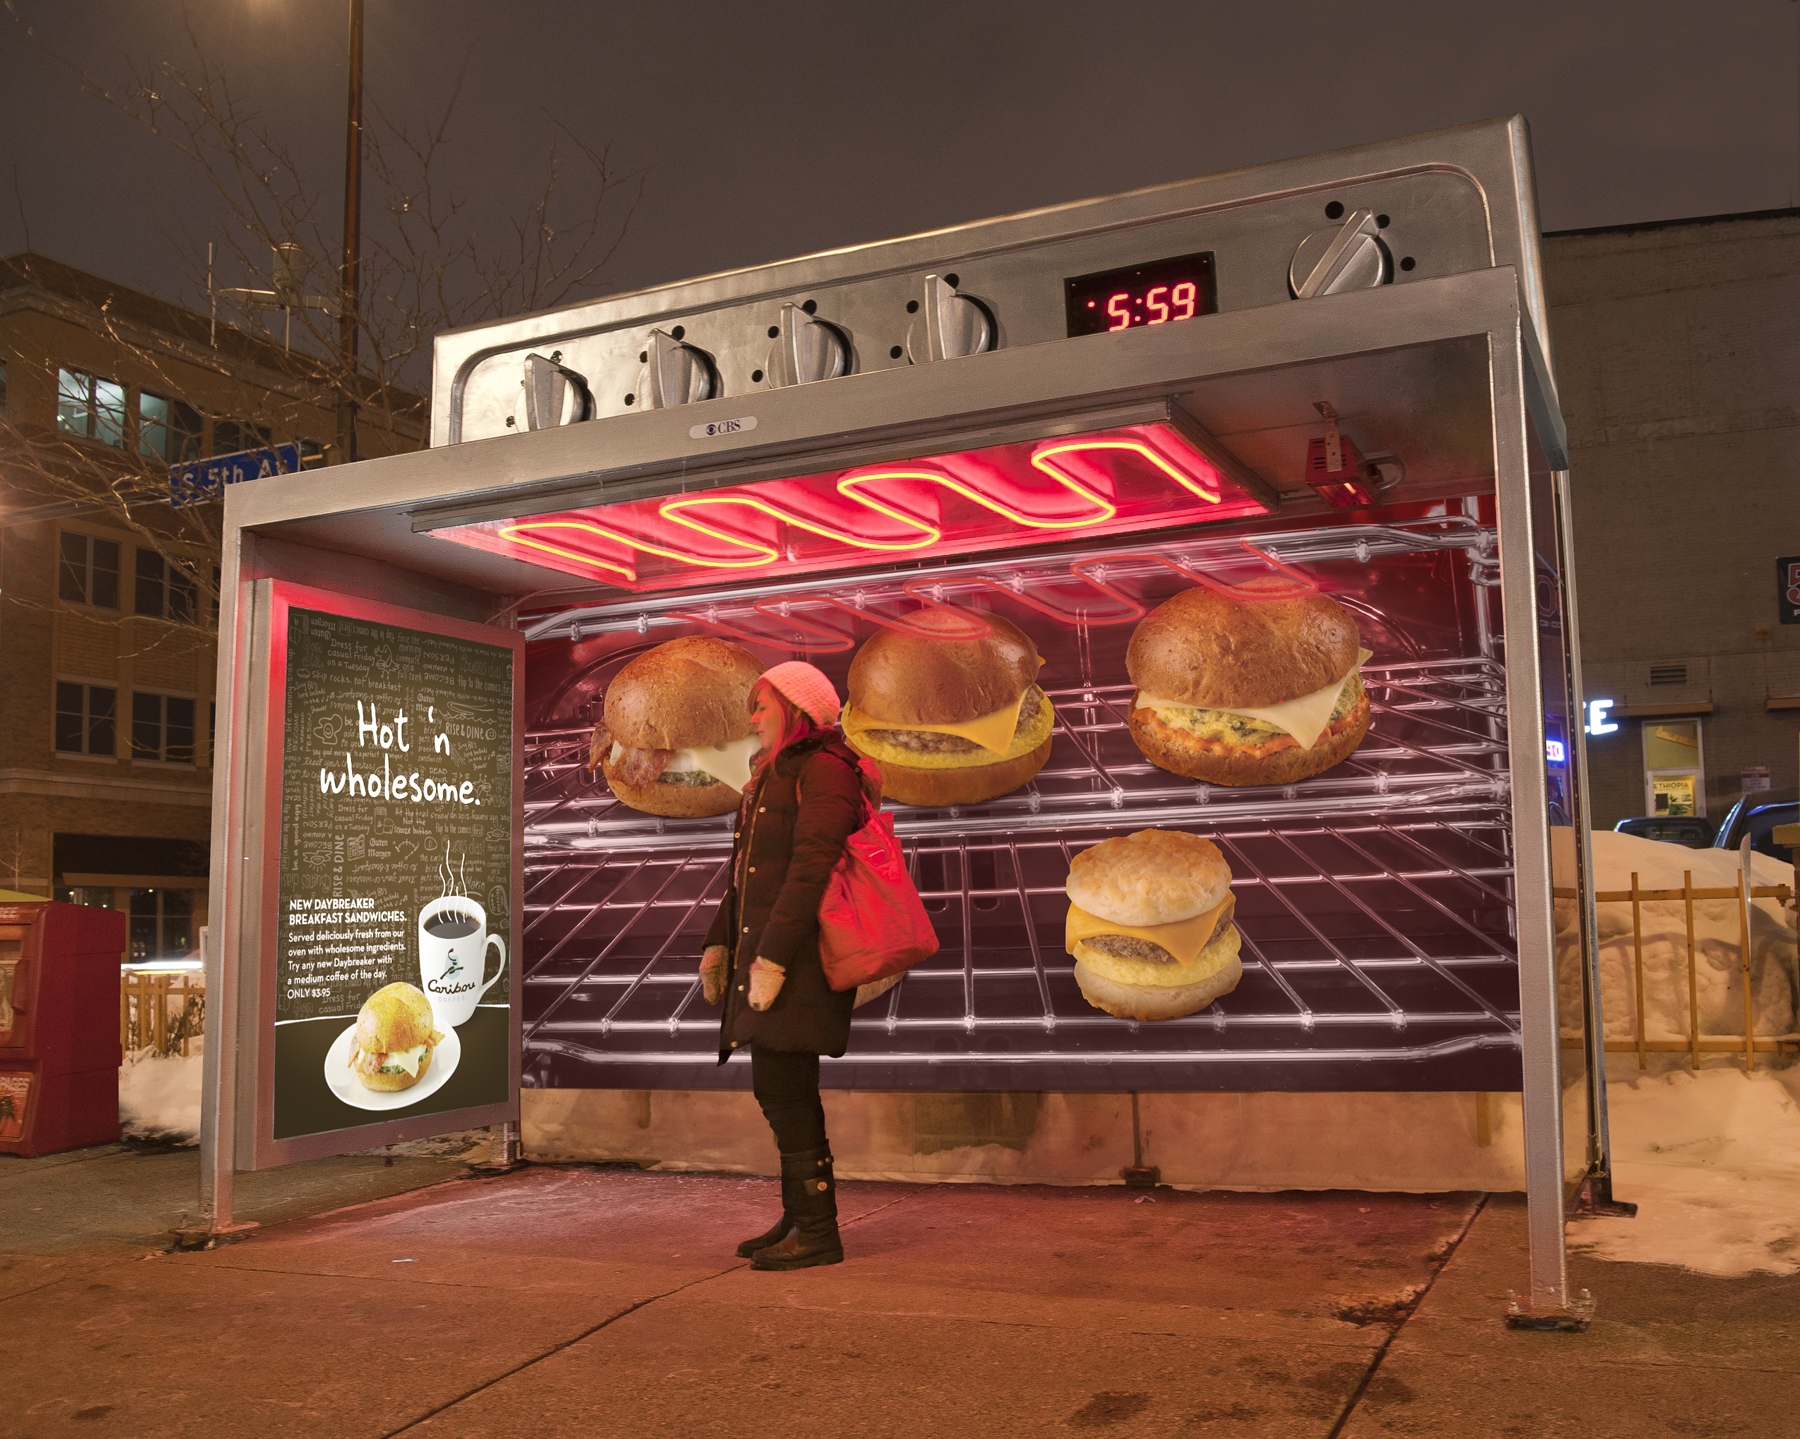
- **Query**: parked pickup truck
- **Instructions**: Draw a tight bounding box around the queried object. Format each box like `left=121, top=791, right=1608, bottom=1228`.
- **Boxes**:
left=1711, top=787, right=1797, bottom=864
left=1614, top=816, right=1715, bottom=848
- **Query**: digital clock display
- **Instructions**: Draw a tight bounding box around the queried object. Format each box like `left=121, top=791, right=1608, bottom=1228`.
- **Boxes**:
left=1063, top=250, right=1217, bottom=338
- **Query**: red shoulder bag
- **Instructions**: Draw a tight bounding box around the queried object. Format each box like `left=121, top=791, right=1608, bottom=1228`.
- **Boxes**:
left=817, top=756, right=939, bottom=996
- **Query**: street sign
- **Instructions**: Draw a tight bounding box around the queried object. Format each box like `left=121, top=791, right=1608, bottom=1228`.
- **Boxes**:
left=169, top=443, right=303, bottom=507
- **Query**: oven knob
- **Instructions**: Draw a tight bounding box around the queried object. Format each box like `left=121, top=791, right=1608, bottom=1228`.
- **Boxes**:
left=639, top=328, right=717, bottom=408
left=765, top=303, right=851, bottom=386
left=520, top=352, right=593, bottom=429
left=906, top=274, right=995, bottom=363
left=1289, top=208, right=1388, bottom=298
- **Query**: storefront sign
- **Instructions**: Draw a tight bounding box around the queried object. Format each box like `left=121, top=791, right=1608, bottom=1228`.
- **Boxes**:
left=267, top=592, right=520, bottom=1147
left=1780, top=555, right=1800, bottom=625
left=1584, top=699, right=1618, bottom=735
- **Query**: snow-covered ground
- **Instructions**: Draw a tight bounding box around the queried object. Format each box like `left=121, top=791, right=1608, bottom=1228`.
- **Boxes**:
left=1572, top=1066, right=1800, bottom=1277
left=1559, top=830, right=1800, bottom=1277
left=1559, top=829, right=1797, bottom=1045
left=119, top=1041, right=203, bottom=1144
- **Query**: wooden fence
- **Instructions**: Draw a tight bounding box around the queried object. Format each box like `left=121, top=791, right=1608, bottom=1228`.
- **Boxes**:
left=1556, top=874, right=1798, bottom=1069
left=120, top=970, right=205, bottom=1057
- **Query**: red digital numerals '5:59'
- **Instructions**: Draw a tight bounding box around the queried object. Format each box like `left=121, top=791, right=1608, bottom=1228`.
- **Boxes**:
left=1107, top=280, right=1199, bottom=331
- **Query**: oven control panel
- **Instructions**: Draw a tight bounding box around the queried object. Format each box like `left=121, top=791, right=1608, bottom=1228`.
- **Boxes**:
left=433, top=122, right=1541, bottom=447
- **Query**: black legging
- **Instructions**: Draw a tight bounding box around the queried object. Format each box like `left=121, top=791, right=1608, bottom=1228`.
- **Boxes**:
left=750, top=1046, right=827, bottom=1154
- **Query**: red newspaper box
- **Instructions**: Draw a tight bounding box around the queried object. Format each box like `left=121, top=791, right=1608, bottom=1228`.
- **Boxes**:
left=0, top=901, right=127, bottom=1155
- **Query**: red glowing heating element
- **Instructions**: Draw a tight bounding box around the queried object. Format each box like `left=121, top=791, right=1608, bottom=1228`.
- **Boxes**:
left=432, top=419, right=1271, bottom=595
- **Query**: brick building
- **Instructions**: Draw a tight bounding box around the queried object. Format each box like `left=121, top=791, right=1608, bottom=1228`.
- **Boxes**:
left=0, top=253, right=421, bottom=956
left=1545, top=211, right=1800, bottom=831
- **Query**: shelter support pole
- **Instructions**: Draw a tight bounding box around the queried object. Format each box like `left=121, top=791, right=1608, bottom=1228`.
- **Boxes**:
left=1491, top=310, right=1576, bottom=1321
left=1550, top=464, right=1612, bottom=1194
left=191, top=529, right=259, bottom=1248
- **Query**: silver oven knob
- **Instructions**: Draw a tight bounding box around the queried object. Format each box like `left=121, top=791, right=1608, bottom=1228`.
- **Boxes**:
left=639, top=328, right=717, bottom=407
left=521, top=352, right=593, bottom=429
left=906, top=274, right=995, bottom=362
left=765, top=302, right=850, bottom=386
left=1289, top=208, right=1388, bottom=298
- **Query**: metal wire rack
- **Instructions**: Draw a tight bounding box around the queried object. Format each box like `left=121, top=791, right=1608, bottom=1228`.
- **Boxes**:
left=519, top=654, right=1522, bottom=1092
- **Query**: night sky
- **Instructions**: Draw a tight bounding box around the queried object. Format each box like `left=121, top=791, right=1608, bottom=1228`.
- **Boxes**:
left=3, top=0, right=1796, bottom=332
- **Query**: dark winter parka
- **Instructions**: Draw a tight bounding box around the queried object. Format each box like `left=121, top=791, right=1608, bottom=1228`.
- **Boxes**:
left=706, top=732, right=870, bottom=1061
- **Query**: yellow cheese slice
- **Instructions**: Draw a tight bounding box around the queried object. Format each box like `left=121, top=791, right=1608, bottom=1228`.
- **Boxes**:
left=1064, top=894, right=1235, bottom=967
left=667, top=735, right=759, bottom=793
left=381, top=1042, right=429, bottom=1077
left=1137, top=648, right=1371, bottom=751
left=609, top=735, right=759, bottom=792
left=842, top=687, right=1030, bottom=757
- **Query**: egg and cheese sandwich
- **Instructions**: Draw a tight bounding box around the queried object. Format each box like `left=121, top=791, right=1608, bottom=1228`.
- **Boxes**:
left=1064, top=829, right=1242, bottom=1022
left=1126, top=585, right=1371, bottom=787
left=842, top=609, right=1054, bottom=807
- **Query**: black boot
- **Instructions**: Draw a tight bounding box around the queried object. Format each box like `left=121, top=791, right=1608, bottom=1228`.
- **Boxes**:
left=734, top=1147, right=813, bottom=1256
left=735, top=1206, right=792, bottom=1259
left=751, top=1147, right=842, bottom=1270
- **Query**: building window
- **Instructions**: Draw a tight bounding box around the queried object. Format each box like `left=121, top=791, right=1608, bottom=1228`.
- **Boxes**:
left=56, top=368, right=127, bottom=448
left=55, top=682, right=117, bottom=756
left=210, top=418, right=271, bottom=457
left=54, top=886, right=116, bottom=909
left=1643, top=719, right=1706, bottom=818
left=298, top=439, right=327, bottom=469
left=132, top=692, right=196, bottom=764
left=138, top=392, right=203, bottom=463
left=134, top=548, right=197, bottom=622
left=129, top=888, right=193, bottom=961
left=58, top=532, right=120, bottom=609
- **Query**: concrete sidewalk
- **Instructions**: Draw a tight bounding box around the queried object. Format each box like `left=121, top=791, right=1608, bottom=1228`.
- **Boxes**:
left=3, top=1162, right=1791, bottom=1437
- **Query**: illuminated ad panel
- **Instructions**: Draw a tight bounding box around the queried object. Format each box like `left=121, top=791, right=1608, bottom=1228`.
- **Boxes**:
left=431, top=420, right=1271, bottom=594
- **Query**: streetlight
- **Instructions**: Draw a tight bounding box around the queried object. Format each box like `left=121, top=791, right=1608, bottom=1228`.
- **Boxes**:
left=336, top=0, right=364, bottom=464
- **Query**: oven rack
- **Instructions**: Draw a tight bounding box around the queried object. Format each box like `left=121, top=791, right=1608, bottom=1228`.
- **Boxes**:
left=519, top=807, right=1521, bottom=1093
left=523, top=655, right=1510, bottom=850
left=518, top=517, right=1501, bottom=643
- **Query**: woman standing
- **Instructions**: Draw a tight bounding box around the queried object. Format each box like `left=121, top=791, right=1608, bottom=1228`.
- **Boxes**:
left=699, top=661, right=872, bottom=1271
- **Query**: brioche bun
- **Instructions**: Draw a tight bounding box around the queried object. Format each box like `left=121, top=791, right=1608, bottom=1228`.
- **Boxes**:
left=604, top=637, right=763, bottom=751
left=355, top=982, right=436, bottom=1055
left=845, top=609, right=1052, bottom=806
left=598, top=757, right=742, bottom=818
left=848, top=609, right=1039, bottom=725
left=352, top=983, right=440, bottom=1092
left=1066, top=830, right=1231, bottom=926
left=1073, top=941, right=1244, bottom=1022
left=1127, top=586, right=1360, bottom=710
left=1128, top=695, right=1370, bottom=786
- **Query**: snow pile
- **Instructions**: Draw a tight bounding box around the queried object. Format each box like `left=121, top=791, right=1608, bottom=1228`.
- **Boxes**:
left=1557, top=830, right=1797, bottom=1044
left=119, top=1040, right=203, bottom=1144
left=1573, top=1067, right=1800, bottom=1276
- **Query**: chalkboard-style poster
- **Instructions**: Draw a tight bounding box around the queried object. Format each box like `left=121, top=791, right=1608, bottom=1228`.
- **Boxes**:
left=273, top=604, right=516, bottom=1141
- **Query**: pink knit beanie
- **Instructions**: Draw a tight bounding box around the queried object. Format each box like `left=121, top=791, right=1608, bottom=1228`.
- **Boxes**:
left=758, top=661, right=841, bottom=726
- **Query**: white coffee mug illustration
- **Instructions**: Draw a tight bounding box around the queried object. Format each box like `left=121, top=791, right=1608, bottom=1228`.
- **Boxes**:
left=418, top=895, right=505, bottom=1028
